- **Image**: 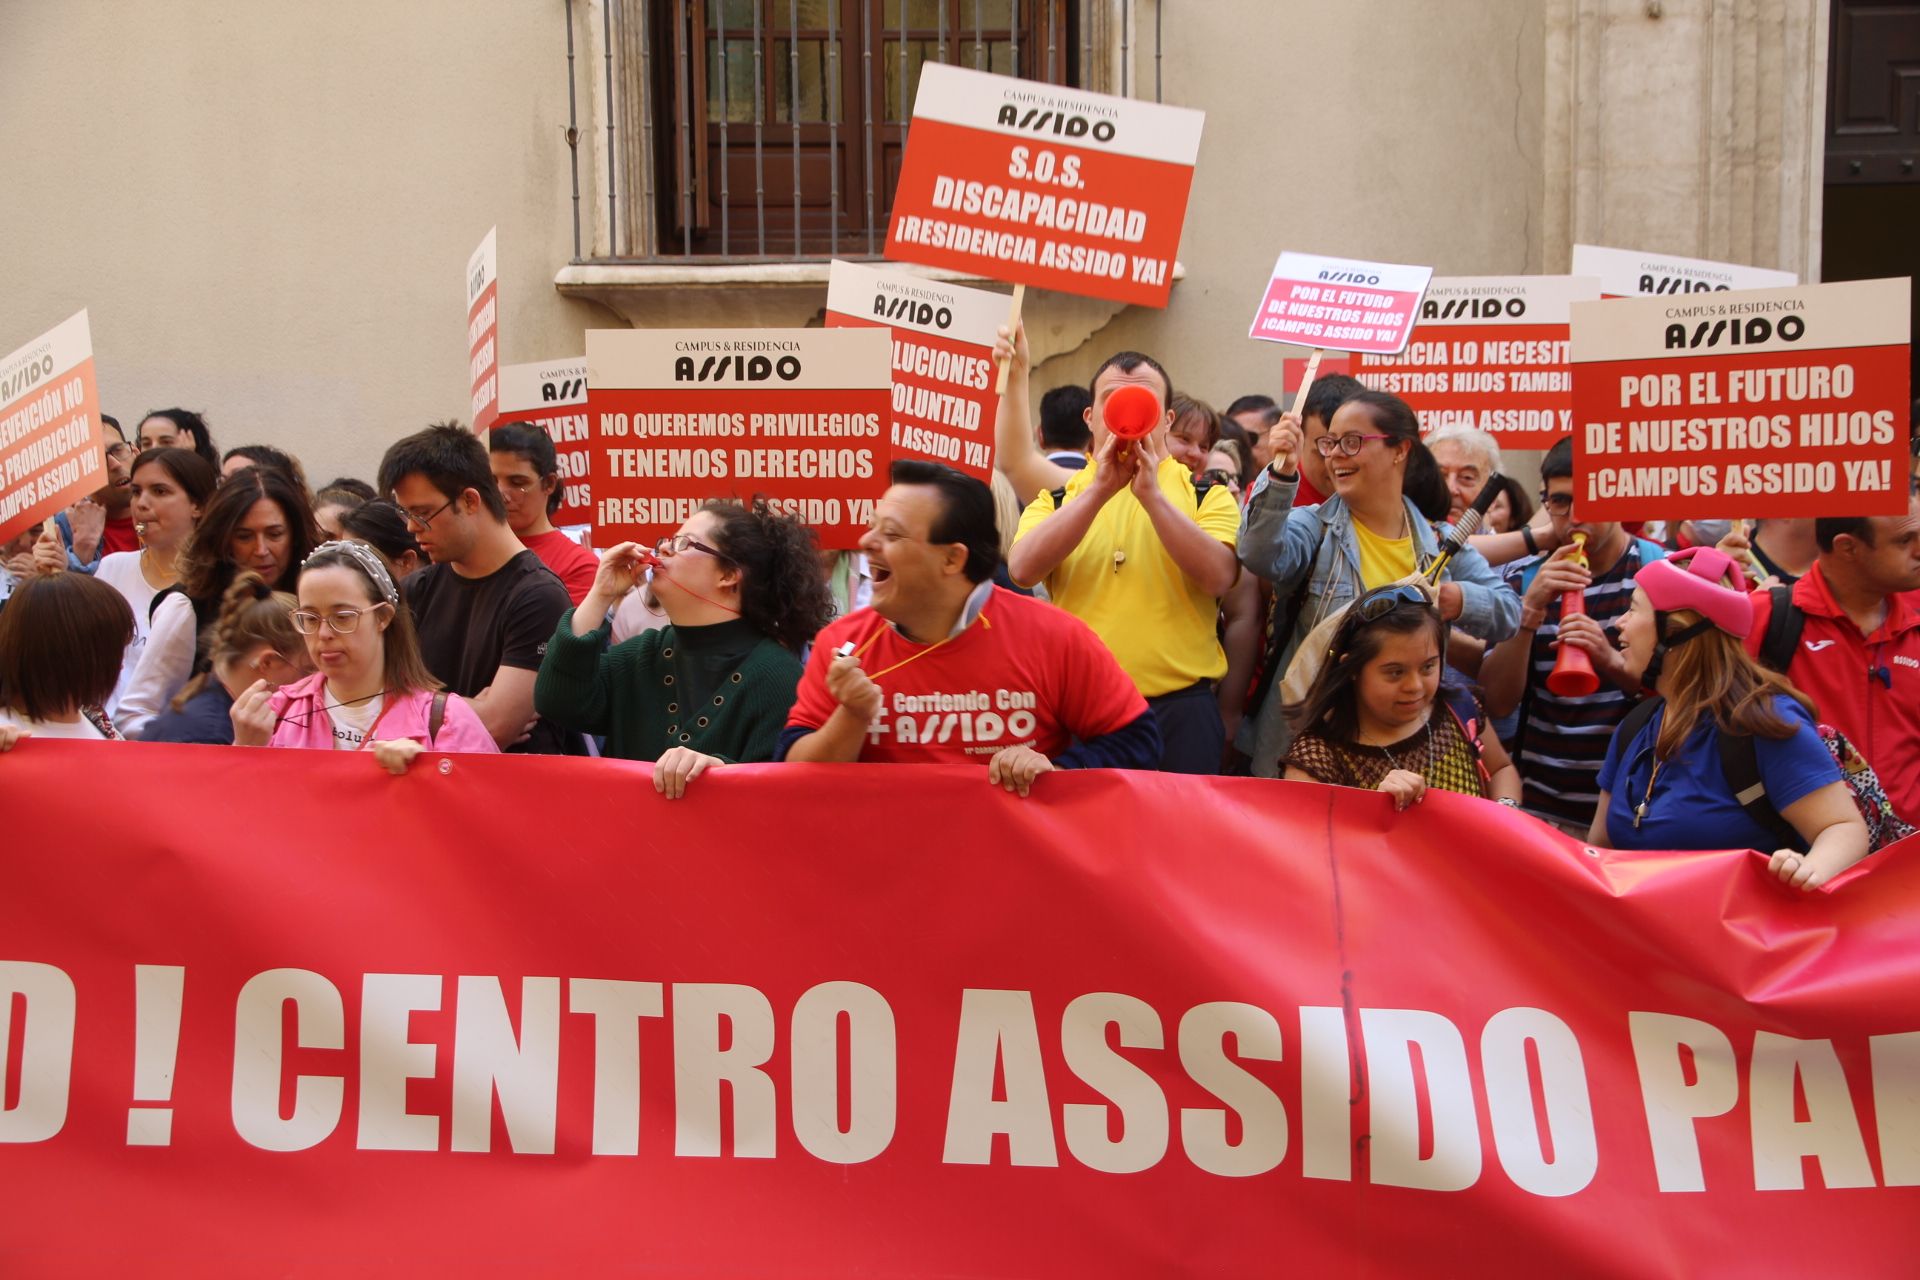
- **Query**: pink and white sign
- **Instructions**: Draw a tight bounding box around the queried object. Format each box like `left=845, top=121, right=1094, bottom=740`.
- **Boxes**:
left=1249, top=252, right=1434, bottom=356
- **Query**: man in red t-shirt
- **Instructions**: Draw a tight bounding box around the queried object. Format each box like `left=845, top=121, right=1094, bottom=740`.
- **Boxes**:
left=1746, top=501, right=1920, bottom=822
left=780, top=460, right=1159, bottom=793
left=489, top=421, right=598, bottom=605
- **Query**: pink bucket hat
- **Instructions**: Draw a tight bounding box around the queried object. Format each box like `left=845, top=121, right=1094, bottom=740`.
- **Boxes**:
left=1637, top=546, right=1754, bottom=638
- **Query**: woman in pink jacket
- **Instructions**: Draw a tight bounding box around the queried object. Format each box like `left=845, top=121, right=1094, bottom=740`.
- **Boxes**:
left=231, top=540, right=497, bottom=771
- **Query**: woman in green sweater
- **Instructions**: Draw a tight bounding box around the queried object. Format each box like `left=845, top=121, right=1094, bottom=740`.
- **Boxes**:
left=536, top=500, right=835, bottom=796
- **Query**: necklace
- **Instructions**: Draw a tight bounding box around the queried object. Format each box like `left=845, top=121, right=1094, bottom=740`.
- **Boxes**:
left=1632, top=758, right=1666, bottom=829
left=848, top=608, right=992, bottom=681
left=1365, top=719, right=1432, bottom=773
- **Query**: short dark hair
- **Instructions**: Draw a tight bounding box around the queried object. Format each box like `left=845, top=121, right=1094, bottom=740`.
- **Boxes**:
left=0, top=574, right=134, bottom=720
left=1224, top=394, right=1278, bottom=423
left=379, top=422, right=507, bottom=521
left=1089, top=351, right=1174, bottom=406
left=889, top=459, right=1001, bottom=583
left=139, top=408, right=220, bottom=470
left=1815, top=517, right=1876, bottom=552
left=1300, top=374, right=1364, bottom=430
left=130, top=447, right=220, bottom=513
left=1541, top=437, right=1575, bottom=483
left=1038, top=384, right=1093, bottom=452
left=338, top=499, right=425, bottom=566
left=489, top=421, right=562, bottom=516
left=101, top=414, right=123, bottom=441
left=223, top=444, right=308, bottom=491
left=1286, top=589, right=1448, bottom=745
left=1489, top=473, right=1535, bottom=530
left=320, top=476, right=377, bottom=502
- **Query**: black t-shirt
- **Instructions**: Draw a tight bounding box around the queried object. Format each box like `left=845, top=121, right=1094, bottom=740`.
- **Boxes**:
left=404, top=550, right=576, bottom=754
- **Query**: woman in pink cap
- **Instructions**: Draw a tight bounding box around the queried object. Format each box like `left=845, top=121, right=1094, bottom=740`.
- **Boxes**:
left=1589, top=546, right=1867, bottom=890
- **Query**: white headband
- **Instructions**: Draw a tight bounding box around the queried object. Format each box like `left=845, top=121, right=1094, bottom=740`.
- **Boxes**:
left=304, top=539, right=399, bottom=607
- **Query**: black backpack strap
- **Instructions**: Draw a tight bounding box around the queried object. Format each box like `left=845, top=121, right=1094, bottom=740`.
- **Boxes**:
left=1757, top=585, right=1804, bottom=674
left=428, top=691, right=447, bottom=746
left=148, top=583, right=183, bottom=626
left=1716, top=729, right=1807, bottom=851
left=1614, top=695, right=1661, bottom=753
left=1048, top=486, right=1067, bottom=510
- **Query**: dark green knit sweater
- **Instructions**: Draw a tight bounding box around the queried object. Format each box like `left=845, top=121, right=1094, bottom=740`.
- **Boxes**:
left=534, top=611, right=804, bottom=763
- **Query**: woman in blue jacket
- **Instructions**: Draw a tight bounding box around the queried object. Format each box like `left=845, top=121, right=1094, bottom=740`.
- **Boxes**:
left=1235, top=390, right=1519, bottom=776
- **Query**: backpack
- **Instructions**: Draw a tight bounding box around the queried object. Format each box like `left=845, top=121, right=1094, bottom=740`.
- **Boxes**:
left=1754, top=585, right=1805, bottom=674
left=1614, top=696, right=1916, bottom=854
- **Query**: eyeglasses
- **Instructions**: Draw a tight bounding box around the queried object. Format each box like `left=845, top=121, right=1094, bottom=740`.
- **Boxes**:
left=290, top=604, right=388, bottom=635
left=654, top=534, right=729, bottom=561
left=400, top=496, right=458, bottom=531
left=1538, top=491, right=1575, bottom=515
left=1314, top=433, right=1393, bottom=458
left=105, top=442, right=133, bottom=462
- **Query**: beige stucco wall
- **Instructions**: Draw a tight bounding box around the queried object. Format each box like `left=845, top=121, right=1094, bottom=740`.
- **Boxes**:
left=2, top=0, right=1821, bottom=492
left=1, top=0, right=612, bottom=487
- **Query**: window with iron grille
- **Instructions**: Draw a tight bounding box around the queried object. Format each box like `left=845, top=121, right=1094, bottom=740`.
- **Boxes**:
left=645, top=1, right=1080, bottom=259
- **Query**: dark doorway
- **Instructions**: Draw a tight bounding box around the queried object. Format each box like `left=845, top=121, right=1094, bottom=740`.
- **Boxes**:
left=1820, top=0, right=1919, bottom=407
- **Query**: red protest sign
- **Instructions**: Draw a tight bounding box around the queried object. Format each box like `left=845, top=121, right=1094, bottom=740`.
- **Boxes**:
left=586, top=328, right=890, bottom=550
left=824, top=260, right=1004, bottom=481
left=884, top=64, right=1204, bottom=307
left=3, top=744, right=1919, bottom=1276
left=466, top=227, right=499, bottom=432
left=1353, top=276, right=1600, bottom=447
left=1249, top=252, right=1435, bottom=356
left=0, top=311, right=105, bottom=544
left=496, top=358, right=593, bottom=533
left=1282, top=353, right=1349, bottom=397
left=1571, top=277, right=1911, bottom=520
left=1571, top=243, right=1797, bottom=300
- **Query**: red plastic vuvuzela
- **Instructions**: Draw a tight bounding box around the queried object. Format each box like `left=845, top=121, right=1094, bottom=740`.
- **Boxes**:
left=1102, top=383, right=1162, bottom=440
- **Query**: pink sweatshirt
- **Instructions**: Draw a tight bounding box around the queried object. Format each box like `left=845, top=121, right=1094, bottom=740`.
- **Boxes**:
left=266, top=673, right=499, bottom=754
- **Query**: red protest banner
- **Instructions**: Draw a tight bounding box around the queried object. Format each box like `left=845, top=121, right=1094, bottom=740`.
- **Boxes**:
left=466, top=227, right=499, bottom=432
left=1353, top=276, right=1600, bottom=448
left=884, top=64, right=1204, bottom=308
left=824, top=260, right=1004, bottom=481
left=496, top=358, right=593, bottom=533
left=0, top=311, right=104, bottom=544
left=585, top=328, right=890, bottom=550
left=2, top=744, right=1916, bottom=1277
left=1249, top=252, right=1435, bottom=356
left=1571, top=243, right=1797, bottom=300
left=1571, top=277, right=1911, bottom=521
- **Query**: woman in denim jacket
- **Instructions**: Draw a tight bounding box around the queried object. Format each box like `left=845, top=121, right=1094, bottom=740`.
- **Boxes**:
left=1236, top=390, right=1519, bottom=777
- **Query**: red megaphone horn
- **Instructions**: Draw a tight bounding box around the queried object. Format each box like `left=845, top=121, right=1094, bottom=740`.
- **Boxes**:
left=1546, top=532, right=1601, bottom=697
left=1102, top=383, right=1162, bottom=441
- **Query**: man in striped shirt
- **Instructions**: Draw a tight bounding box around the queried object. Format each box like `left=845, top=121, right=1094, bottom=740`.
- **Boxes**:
left=1480, top=438, right=1666, bottom=832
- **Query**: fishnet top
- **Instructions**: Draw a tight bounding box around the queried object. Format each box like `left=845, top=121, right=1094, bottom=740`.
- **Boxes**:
left=1284, top=706, right=1489, bottom=799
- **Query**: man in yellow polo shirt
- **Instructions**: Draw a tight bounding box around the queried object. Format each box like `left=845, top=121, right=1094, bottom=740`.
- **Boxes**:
left=1006, top=348, right=1242, bottom=773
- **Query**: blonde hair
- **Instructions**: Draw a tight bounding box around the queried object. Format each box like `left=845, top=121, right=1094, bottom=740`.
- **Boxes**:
left=171, top=573, right=303, bottom=710
left=1653, top=607, right=1813, bottom=759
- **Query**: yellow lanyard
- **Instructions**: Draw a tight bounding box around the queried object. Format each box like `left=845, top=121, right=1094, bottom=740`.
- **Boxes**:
left=850, top=611, right=992, bottom=681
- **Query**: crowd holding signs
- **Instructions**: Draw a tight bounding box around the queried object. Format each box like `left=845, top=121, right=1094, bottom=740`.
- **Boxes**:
left=2, top=52, right=1918, bottom=1279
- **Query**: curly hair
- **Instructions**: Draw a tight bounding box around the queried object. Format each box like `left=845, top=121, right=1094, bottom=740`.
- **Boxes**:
left=701, top=499, right=835, bottom=652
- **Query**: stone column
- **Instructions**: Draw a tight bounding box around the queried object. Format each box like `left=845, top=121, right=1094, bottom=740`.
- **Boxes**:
left=1543, top=0, right=1827, bottom=279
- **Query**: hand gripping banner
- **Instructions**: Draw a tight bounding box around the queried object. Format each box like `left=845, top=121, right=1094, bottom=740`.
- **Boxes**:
left=1, top=742, right=1916, bottom=1276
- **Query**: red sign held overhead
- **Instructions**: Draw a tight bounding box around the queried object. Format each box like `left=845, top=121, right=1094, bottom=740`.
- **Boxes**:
left=1570, top=277, right=1911, bottom=520
left=885, top=64, right=1205, bottom=307
left=585, top=328, right=891, bottom=550
left=0, top=311, right=105, bottom=544
left=1353, top=276, right=1601, bottom=447
left=824, top=260, right=1005, bottom=481
left=1249, top=252, right=1434, bottom=356
left=466, top=228, right=499, bottom=432
left=496, top=358, right=593, bottom=534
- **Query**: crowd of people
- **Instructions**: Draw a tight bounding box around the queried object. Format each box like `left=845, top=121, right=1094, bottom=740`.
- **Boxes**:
left=4, top=375, right=1918, bottom=890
